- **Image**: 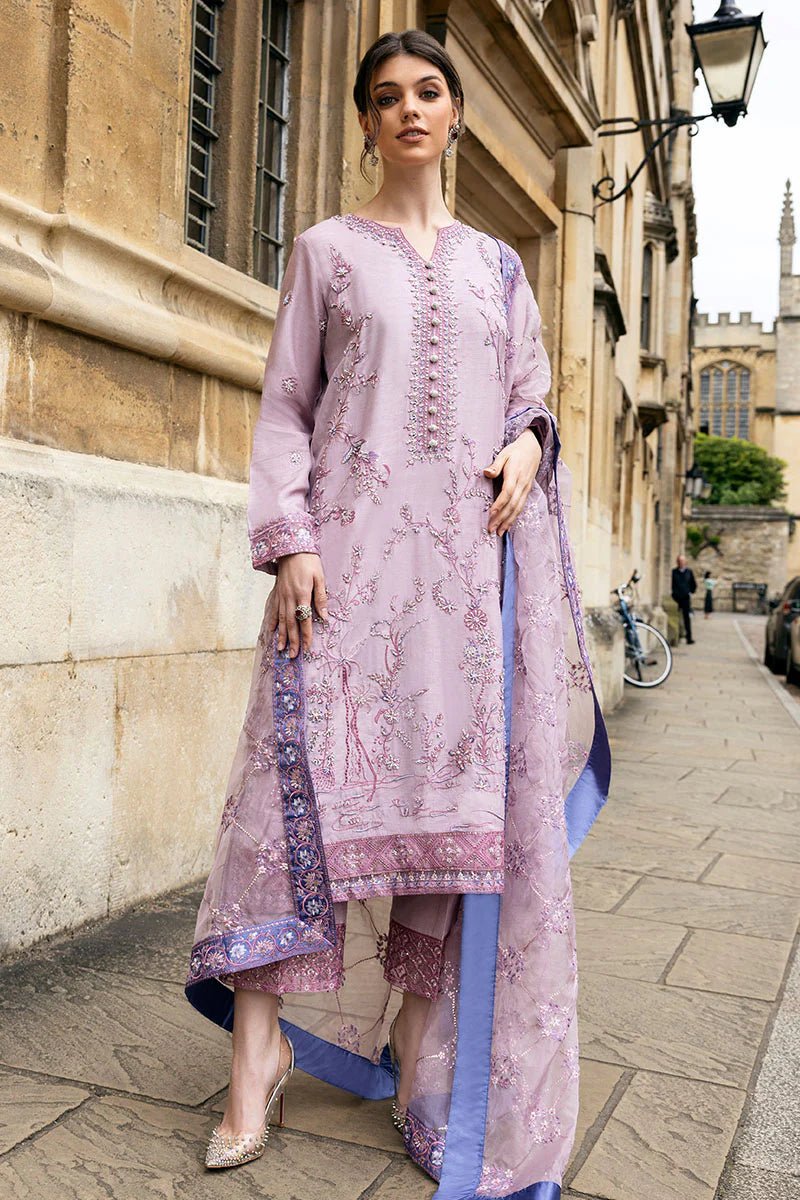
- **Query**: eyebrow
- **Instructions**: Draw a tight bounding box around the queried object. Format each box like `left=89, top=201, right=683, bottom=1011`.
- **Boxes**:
left=373, top=75, right=443, bottom=91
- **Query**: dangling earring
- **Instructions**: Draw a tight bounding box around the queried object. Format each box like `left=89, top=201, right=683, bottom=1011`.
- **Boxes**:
left=364, top=135, right=379, bottom=166
left=445, top=121, right=460, bottom=158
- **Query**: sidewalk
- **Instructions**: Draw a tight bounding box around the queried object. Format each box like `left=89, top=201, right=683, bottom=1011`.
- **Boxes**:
left=0, top=614, right=797, bottom=1199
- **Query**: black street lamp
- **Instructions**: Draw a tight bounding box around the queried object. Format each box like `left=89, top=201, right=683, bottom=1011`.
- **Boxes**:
left=593, top=2, right=767, bottom=205
left=689, top=0, right=766, bottom=128
left=685, top=462, right=712, bottom=502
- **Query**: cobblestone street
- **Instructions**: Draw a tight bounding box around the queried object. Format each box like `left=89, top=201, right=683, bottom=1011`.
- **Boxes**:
left=0, top=613, right=797, bottom=1199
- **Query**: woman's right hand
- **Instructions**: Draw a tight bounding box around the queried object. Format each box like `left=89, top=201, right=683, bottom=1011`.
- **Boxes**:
left=269, top=552, right=329, bottom=658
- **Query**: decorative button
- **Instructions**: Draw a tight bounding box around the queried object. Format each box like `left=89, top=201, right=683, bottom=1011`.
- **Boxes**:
left=430, top=300, right=439, bottom=310
left=424, top=261, right=435, bottom=270
left=429, top=286, right=438, bottom=295
left=429, top=353, right=438, bottom=362
left=429, top=371, right=438, bottom=380
left=430, top=335, right=439, bottom=344
left=428, top=422, right=437, bottom=431
left=431, top=317, right=440, bottom=326
left=428, top=438, right=437, bottom=448
left=428, top=405, right=437, bottom=414
left=428, top=388, right=439, bottom=397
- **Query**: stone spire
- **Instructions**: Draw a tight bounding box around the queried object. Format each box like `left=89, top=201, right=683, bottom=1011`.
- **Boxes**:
left=779, top=178, right=795, bottom=278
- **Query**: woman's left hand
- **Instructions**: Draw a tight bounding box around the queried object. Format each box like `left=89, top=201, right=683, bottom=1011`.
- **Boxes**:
left=483, top=428, right=542, bottom=536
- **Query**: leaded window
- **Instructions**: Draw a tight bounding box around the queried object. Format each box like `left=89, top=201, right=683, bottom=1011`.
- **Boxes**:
left=253, top=0, right=291, bottom=287
left=699, top=361, right=752, bottom=440
left=185, top=0, right=225, bottom=252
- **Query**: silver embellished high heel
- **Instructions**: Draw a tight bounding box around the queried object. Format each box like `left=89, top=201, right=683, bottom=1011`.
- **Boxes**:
left=204, top=1032, right=295, bottom=1169
left=387, top=1013, right=407, bottom=1131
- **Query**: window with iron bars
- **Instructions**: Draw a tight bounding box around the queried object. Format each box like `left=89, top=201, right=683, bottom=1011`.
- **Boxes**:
left=253, top=0, right=292, bottom=287
left=186, top=0, right=225, bottom=253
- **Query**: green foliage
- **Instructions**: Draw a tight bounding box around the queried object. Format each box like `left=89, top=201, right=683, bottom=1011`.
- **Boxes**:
left=693, top=433, right=787, bottom=506
left=685, top=522, right=721, bottom=557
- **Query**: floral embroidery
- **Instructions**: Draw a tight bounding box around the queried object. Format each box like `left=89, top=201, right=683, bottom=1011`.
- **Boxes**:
left=403, top=1110, right=445, bottom=1180
left=536, top=1000, right=572, bottom=1041
left=528, top=1103, right=562, bottom=1143
left=333, top=213, right=469, bottom=466
left=273, top=633, right=336, bottom=932
left=220, top=923, right=346, bottom=993
left=250, top=511, right=320, bottom=571
left=490, top=1052, right=521, bottom=1090
left=384, top=919, right=449, bottom=1000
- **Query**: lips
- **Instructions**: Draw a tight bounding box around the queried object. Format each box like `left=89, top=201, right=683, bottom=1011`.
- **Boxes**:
left=397, top=128, right=428, bottom=140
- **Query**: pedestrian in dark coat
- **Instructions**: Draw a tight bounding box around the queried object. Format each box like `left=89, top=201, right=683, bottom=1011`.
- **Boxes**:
left=672, top=554, right=697, bottom=644
left=703, top=570, right=716, bottom=618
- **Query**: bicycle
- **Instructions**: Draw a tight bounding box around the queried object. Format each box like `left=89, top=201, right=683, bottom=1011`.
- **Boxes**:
left=613, top=570, right=673, bottom=688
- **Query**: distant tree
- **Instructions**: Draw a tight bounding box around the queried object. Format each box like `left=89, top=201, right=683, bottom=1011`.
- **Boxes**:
left=692, top=433, right=787, bottom=506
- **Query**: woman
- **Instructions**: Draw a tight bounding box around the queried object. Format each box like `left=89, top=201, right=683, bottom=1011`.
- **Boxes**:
left=185, top=28, right=610, bottom=1199
left=704, top=569, right=716, bottom=618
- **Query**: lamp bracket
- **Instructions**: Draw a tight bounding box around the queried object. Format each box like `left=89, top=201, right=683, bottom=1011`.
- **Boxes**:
left=592, top=111, right=713, bottom=207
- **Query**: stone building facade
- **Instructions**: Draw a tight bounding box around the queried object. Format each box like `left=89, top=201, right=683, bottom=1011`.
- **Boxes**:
left=692, top=180, right=800, bottom=578
left=0, top=0, right=696, bottom=954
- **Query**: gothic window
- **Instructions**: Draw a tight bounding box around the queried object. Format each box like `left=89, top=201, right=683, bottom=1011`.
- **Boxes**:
left=699, top=361, right=752, bottom=440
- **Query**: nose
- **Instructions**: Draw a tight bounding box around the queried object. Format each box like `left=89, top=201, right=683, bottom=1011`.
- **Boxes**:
left=400, top=93, right=421, bottom=121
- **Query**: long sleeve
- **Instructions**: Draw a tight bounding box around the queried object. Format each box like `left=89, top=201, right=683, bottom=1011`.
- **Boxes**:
left=247, top=232, right=327, bottom=574
left=501, top=252, right=553, bottom=453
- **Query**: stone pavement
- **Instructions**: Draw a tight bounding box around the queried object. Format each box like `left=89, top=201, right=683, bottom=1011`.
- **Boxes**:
left=0, top=613, right=797, bottom=1199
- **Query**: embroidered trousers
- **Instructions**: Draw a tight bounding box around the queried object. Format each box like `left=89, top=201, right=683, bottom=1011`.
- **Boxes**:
left=220, top=893, right=461, bottom=1001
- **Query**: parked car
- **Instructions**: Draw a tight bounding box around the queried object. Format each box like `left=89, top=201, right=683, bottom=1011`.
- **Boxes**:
left=764, top=576, right=800, bottom=674
left=787, top=614, right=800, bottom=687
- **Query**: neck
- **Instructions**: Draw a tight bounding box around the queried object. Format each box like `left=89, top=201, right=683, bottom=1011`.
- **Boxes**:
left=362, top=171, right=453, bottom=227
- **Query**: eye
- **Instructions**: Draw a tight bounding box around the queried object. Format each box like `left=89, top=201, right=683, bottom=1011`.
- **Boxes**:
left=421, top=89, right=440, bottom=99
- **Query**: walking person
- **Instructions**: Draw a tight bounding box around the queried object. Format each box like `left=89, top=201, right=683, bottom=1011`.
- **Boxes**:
left=184, top=28, right=610, bottom=1198
left=672, top=553, right=697, bottom=644
left=703, top=569, right=716, bottom=619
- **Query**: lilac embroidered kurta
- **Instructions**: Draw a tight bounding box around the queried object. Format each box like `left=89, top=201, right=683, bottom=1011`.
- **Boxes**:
left=185, top=212, right=611, bottom=1200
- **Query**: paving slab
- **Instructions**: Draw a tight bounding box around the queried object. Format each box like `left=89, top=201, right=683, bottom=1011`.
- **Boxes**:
left=665, top=929, right=793, bottom=1000
left=616, top=875, right=800, bottom=939
left=0, top=1093, right=391, bottom=1198
left=573, top=836, right=718, bottom=882
left=715, top=785, right=800, bottom=813
left=570, top=1071, right=745, bottom=1200
left=211, top=1068, right=400, bottom=1153
left=0, top=959, right=230, bottom=1104
left=701, top=825, right=800, bottom=862
left=570, top=866, right=641, bottom=912
left=571, top=1059, right=626, bottom=1162
left=363, top=1161, right=436, bottom=1198
left=579, top=972, right=769, bottom=1087
left=575, top=911, right=686, bottom=982
left=0, top=1067, right=90, bottom=1155
left=703, top=852, right=800, bottom=897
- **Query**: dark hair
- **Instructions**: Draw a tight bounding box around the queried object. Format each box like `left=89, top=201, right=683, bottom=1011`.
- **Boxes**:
left=704, top=569, right=711, bottom=578
left=352, top=29, right=465, bottom=181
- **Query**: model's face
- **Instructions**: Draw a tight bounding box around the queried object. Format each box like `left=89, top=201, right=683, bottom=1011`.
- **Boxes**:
left=361, top=53, right=458, bottom=166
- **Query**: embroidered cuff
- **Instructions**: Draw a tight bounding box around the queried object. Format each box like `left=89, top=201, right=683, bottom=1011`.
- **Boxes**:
left=503, top=406, right=549, bottom=449
left=250, top=513, right=321, bottom=575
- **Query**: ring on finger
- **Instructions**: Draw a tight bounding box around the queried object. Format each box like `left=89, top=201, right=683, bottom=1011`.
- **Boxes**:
left=295, top=603, right=313, bottom=622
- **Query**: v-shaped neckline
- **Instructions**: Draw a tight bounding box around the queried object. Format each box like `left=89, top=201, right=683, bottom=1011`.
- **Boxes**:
left=343, top=213, right=461, bottom=265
